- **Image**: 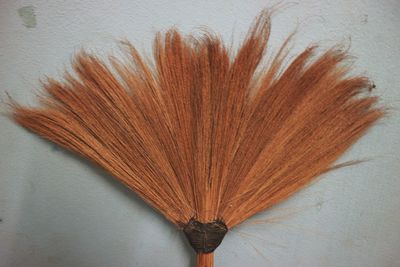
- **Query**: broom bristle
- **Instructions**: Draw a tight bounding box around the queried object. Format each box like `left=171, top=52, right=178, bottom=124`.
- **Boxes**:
left=10, top=10, right=382, bottom=232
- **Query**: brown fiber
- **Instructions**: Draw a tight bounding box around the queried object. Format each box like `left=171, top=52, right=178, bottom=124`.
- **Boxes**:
left=9, top=9, right=383, bottom=267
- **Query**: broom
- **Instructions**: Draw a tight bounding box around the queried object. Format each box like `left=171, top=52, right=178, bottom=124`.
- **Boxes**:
left=8, top=9, right=383, bottom=267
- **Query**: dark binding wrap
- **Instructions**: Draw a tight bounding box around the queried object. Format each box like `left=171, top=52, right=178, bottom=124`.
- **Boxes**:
left=183, top=218, right=228, bottom=253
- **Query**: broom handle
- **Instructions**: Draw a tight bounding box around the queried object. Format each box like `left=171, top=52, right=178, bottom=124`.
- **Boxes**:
left=196, top=253, right=214, bottom=267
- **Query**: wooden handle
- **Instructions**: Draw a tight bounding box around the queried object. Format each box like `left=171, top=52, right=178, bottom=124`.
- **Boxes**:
left=196, top=253, right=214, bottom=267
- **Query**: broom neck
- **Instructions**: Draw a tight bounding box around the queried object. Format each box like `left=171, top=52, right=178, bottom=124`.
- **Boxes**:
left=196, top=253, right=214, bottom=267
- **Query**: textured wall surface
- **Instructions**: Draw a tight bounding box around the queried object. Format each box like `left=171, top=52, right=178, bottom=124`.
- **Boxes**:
left=0, top=1, right=399, bottom=266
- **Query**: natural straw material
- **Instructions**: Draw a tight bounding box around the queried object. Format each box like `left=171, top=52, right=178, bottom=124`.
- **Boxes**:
left=9, top=9, right=383, bottom=267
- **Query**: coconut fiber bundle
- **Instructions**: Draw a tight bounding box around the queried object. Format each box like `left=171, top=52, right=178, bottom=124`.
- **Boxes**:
left=8, top=9, right=383, bottom=267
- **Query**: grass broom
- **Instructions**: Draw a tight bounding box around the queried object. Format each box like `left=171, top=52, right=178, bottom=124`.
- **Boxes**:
left=8, top=9, right=383, bottom=267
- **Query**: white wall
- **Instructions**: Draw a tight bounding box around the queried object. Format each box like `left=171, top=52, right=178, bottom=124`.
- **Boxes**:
left=0, top=1, right=399, bottom=266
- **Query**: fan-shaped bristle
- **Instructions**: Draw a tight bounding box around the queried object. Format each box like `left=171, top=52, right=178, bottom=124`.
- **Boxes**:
left=10, top=9, right=382, bottom=238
